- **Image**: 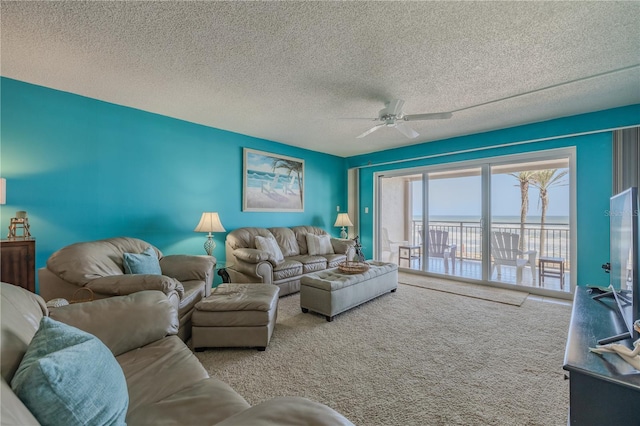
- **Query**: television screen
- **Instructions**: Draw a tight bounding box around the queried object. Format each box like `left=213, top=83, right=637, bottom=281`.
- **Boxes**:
left=609, top=186, right=639, bottom=341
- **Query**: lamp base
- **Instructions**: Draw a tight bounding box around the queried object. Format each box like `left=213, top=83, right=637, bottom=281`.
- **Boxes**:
left=203, top=234, right=216, bottom=256
left=340, top=227, right=348, bottom=239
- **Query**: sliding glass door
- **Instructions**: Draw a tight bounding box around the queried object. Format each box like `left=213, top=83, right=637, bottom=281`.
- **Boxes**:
left=426, top=168, right=483, bottom=279
left=490, top=159, right=570, bottom=290
left=376, top=150, right=574, bottom=295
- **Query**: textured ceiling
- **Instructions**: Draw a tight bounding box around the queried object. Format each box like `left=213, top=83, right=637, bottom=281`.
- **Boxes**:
left=2, top=1, right=639, bottom=157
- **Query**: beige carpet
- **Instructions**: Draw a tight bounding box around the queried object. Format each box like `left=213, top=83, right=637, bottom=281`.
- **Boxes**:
left=195, top=284, right=571, bottom=426
left=399, top=272, right=529, bottom=306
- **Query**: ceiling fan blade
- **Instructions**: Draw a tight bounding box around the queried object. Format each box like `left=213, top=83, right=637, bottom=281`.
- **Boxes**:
left=356, top=124, right=384, bottom=138
left=394, top=122, right=419, bottom=139
left=384, top=99, right=405, bottom=116
left=403, top=112, right=453, bottom=121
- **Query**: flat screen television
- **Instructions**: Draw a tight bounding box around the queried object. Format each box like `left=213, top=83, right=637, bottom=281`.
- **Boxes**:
left=598, top=186, right=639, bottom=344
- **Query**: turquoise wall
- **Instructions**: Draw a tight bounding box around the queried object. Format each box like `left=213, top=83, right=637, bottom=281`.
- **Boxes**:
left=347, top=104, right=640, bottom=287
left=0, top=78, right=348, bottom=290
left=2, top=75, right=637, bottom=291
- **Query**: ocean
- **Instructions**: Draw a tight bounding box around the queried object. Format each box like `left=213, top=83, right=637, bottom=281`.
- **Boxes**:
left=417, top=215, right=570, bottom=225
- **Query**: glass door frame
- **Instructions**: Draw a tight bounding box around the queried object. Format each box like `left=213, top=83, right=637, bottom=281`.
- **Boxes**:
left=374, top=147, right=577, bottom=298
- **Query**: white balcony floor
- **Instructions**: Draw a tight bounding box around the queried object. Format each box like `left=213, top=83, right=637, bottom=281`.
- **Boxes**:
left=396, top=257, right=571, bottom=293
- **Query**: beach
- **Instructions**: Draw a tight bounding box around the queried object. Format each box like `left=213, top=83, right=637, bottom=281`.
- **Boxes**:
left=244, top=186, right=303, bottom=210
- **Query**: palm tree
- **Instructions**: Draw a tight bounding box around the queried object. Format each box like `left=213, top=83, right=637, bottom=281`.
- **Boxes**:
left=531, top=169, right=568, bottom=256
left=271, top=158, right=304, bottom=205
left=509, top=171, right=535, bottom=251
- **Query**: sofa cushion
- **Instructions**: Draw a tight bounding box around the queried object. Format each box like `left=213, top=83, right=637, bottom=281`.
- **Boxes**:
left=117, top=336, right=210, bottom=413
left=11, top=317, right=129, bottom=426
left=289, top=255, right=328, bottom=274
left=178, top=280, right=208, bottom=319
left=124, top=246, right=162, bottom=275
left=125, top=378, right=250, bottom=426
left=306, top=234, right=335, bottom=256
left=255, top=235, right=285, bottom=266
left=273, top=259, right=304, bottom=281
left=323, top=253, right=349, bottom=268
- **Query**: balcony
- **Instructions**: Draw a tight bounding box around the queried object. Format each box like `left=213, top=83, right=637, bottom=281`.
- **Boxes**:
left=393, top=220, right=570, bottom=292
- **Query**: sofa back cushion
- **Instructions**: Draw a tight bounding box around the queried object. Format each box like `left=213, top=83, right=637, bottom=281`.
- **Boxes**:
left=46, top=238, right=163, bottom=285
left=1, top=283, right=48, bottom=384
left=292, top=226, right=329, bottom=255
left=269, top=227, right=300, bottom=257
left=226, top=227, right=275, bottom=251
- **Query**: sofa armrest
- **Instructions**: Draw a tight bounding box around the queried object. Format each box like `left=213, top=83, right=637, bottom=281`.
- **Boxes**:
left=233, top=248, right=270, bottom=263
left=227, top=258, right=273, bottom=284
left=331, top=238, right=356, bottom=255
left=159, top=254, right=215, bottom=284
left=49, top=291, right=179, bottom=356
left=215, top=396, right=354, bottom=426
left=86, top=274, right=185, bottom=298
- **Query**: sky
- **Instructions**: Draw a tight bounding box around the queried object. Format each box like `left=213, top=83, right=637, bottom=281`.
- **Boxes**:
left=412, top=170, right=570, bottom=219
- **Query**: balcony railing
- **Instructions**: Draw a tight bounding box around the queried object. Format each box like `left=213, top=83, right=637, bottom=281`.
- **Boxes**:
left=411, top=220, right=571, bottom=269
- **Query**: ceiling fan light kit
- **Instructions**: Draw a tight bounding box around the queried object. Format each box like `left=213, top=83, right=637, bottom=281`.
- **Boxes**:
left=356, top=99, right=453, bottom=139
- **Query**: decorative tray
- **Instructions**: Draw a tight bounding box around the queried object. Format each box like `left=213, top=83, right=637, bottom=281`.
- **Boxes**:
left=338, top=261, right=370, bottom=274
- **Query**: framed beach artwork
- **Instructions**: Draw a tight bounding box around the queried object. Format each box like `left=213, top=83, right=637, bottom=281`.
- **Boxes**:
left=243, top=148, right=304, bottom=212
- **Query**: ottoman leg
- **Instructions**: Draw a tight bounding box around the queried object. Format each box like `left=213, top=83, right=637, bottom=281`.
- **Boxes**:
left=257, top=347, right=266, bottom=351
left=301, top=307, right=309, bottom=313
left=326, top=315, right=333, bottom=322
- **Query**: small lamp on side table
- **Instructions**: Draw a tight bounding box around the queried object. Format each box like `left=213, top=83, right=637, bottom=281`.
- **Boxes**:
left=334, top=213, right=353, bottom=239
left=194, top=212, right=226, bottom=256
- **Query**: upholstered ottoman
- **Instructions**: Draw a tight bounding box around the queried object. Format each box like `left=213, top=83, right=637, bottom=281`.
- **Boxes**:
left=192, top=283, right=279, bottom=351
left=300, top=261, right=398, bottom=321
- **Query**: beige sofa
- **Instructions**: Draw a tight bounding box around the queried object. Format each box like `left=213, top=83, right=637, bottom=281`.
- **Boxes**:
left=1, top=283, right=354, bottom=425
left=38, top=237, right=214, bottom=341
left=225, top=226, right=355, bottom=296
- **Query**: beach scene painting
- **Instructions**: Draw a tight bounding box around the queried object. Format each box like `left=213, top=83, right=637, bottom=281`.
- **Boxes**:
left=243, top=148, right=304, bottom=212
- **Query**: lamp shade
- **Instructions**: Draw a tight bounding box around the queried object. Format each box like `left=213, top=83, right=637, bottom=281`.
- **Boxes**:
left=0, top=178, right=5, bottom=205
left=334, top=213, right=353, bottom=227
left=194, top=212, right=226, bottom=233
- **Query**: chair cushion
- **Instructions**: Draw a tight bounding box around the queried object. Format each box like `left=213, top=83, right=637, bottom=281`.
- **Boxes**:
left=254, top=235, right=285, bottom=266
left=306, top=234, right=335, bottom=256
left=11, top=317, right=129, bottom=426
left=123, top=246, right=162, bottom=275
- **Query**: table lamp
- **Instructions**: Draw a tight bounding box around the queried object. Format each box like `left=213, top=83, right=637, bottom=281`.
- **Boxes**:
left=334, top=213, right=353, bottom=239
left=194, top=212, right=226, bottom=256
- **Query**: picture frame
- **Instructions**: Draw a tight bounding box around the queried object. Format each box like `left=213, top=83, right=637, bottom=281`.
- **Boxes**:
left=243, top=148, right=304, bottom=212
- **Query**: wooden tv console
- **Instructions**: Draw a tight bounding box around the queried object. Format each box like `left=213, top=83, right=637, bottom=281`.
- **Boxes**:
left=563, top=286, right=640, bottom=425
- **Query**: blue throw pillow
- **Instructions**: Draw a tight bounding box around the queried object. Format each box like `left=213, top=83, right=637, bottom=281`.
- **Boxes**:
left=123, top=246, right=162, bottom=275
left=11, top=317, right=129, bottom=426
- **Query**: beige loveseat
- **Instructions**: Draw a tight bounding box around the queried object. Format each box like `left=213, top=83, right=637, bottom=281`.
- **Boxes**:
left=38, top=237, right=214, bottom=341
left=225, top=226, right=355, bottom=296
left=1, top=283, right=354, bottom=425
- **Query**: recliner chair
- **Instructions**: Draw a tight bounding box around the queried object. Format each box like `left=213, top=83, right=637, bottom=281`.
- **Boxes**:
left=38, top=237, right=216, bottom=341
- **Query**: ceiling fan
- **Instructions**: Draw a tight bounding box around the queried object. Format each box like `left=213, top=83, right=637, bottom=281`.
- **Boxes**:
left=355, top=99, right=452, bottom=139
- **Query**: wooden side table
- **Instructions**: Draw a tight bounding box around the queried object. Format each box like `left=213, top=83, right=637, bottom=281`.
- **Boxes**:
left=539, top=256, right=565, bottom=289
left=0, top=238, right=36, bottom=292
left=398, top=245, right=421, bottom=268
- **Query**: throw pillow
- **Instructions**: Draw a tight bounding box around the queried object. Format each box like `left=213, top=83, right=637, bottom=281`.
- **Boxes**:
left=123, top=246, right=162, bottom=275
left=11, top=317, right=129, bottom=426
left=255, top=235, right=285, bottom=266
left=306, top=234, right=335, bottom=256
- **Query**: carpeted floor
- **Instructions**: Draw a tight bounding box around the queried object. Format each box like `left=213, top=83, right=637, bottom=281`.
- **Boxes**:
left=195, top=280, right=571, bottom=426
